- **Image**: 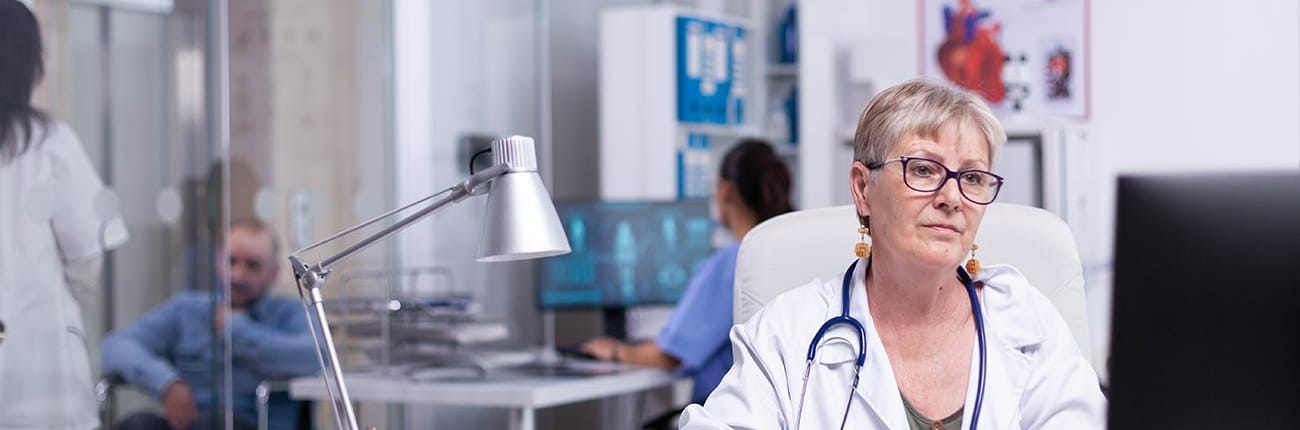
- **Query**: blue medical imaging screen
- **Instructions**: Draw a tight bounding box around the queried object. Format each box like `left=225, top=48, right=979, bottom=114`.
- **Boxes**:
left=539, top=200, right=715, bottom=309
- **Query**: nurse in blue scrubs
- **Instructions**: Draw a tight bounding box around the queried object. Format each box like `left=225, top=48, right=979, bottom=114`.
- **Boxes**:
left=581, top=139, right=794, bottom=404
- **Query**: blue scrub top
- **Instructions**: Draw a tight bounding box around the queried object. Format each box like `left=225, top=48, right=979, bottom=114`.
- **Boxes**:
left=657, top=242, right=740, bottom=404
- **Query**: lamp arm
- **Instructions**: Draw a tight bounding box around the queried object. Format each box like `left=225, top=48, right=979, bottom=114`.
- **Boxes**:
left=286, top=162, right=510, bottom=430
left=296, top=163, right=510, bottom=275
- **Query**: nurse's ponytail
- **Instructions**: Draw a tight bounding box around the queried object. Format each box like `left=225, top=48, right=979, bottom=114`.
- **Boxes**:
left=718, top=139, right=795, bottom=223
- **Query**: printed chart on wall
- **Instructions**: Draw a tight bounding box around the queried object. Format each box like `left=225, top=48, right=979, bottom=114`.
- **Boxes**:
left=921, top=0, right=1088, bottom=118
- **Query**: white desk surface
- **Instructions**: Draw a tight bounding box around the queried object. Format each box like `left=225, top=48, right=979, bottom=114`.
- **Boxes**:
left=289, top=365, right=681, bottom=409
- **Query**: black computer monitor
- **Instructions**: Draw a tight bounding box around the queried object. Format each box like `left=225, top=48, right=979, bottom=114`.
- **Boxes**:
left=1108, top=172, right=1300, bottom=428
left=538, top=199, right=714, bottom=311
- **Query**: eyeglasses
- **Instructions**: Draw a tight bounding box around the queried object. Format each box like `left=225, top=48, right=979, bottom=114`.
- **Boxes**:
left=866, top=156, right=1005, bottom=205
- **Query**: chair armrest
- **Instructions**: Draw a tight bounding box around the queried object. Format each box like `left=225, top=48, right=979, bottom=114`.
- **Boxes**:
left=97, top=372, right=130, bottom=428
left=255, top=379, right=292, bottom=398
left=96, top=372, right=127, bottom=412
left=256, top=379, right=295, bottom=430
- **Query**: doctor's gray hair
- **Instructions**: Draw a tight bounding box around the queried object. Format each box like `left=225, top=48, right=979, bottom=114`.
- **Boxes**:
left=852, top=79, right=1005, bottom=174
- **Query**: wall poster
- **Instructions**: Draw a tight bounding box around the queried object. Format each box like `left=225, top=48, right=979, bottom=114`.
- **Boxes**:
left=921, top=0, right=1089, bottom=118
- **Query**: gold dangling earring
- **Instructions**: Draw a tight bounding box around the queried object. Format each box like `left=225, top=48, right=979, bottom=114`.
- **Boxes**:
left=965, top=243, right=981, bottom=275
left=854, top=226, right=871, bottom=258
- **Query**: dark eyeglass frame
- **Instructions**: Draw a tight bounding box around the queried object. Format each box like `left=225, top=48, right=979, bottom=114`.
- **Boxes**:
left=865, top=156, right=1005, bottom=205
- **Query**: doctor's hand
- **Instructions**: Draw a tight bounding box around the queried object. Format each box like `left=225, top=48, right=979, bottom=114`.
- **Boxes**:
left=580, top=336, right=624, bottom=362
left=161, top=380, right=198, bottom=430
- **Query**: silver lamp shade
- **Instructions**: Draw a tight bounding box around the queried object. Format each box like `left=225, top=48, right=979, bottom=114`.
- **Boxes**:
left=477, top=136, right=572, bottom=262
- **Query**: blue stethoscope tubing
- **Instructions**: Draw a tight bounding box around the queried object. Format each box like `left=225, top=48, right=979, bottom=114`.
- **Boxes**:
left=794, top=259, right=988, bottom=430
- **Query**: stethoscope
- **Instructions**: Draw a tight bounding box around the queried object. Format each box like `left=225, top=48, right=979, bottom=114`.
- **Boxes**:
left=794, top=259, right=988, bottom=430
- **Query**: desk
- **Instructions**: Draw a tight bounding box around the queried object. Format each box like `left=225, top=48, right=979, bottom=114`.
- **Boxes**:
left=290, top=366, right=682, bottom=430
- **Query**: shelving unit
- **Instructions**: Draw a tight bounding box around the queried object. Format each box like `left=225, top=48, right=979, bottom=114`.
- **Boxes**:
left=759, top=1, right=802, bottom=188
left=598, top=1, right=805, bottom=203
left=600, top=5, right=754, bottom=201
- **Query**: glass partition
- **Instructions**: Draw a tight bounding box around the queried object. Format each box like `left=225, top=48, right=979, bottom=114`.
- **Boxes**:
left=28, top=0, right=228, bottom=427
left=18, top=0, right=560, bottom=428
left=222, top=0, right=397, bottom=427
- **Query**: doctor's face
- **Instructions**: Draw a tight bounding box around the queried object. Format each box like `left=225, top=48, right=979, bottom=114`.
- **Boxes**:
left=850, top=120, right=990, bottom=270
left=218, top=226, right=279, bottom=308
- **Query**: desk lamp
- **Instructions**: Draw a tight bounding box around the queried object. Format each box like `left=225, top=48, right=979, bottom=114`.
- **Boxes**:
left=287, top=136, right=571, bottom=430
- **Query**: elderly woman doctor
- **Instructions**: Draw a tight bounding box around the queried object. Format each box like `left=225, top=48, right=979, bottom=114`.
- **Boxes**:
left=679, top=80, right=1105, bottom=430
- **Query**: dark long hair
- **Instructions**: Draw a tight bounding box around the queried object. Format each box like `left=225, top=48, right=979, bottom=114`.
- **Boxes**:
left=0, top=0, right=49, bottom=162
left=718, top=139, right=795, bottom=223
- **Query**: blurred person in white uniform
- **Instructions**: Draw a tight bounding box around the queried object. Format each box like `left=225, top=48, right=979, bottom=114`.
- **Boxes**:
left=679, top=79, right=1105, bottom=429
left=0, top=1, right=129, bottom=429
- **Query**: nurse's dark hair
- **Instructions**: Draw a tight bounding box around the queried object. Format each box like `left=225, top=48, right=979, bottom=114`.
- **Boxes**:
left=718, top=139, right=795, bottom=223
left=0, top=0, right=49, bottom=163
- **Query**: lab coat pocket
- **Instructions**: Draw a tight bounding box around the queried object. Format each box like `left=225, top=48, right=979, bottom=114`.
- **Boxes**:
left=64, top=325, right=96, bottom=394
left=0, top=319, right=93, bottom=428
left=62, top=325, right=99, bottom=424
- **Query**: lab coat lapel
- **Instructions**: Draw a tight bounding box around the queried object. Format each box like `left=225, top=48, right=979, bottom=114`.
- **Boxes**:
left=966, top=337, right=1034, bottom=429
left=961, top=267, right=1044, bottom=429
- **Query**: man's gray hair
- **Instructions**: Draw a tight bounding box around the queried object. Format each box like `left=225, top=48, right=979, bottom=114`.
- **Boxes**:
left=852, top=79, right=1006, bottom=171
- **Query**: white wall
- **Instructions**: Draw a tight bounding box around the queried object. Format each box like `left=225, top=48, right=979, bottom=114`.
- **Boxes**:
left=1079, top=1, right=1300, bottom=370
left=1085, top=0, right=1300, bottom=260
left=797, top=0, right=917, bottom=209
left=801, top=0, right=1300, bottom=380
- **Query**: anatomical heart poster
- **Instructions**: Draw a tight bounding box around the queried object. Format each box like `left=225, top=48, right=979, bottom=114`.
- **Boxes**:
left=922, top=0, right=1089, bottom=118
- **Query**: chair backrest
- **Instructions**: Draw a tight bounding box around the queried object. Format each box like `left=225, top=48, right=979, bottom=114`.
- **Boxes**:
left=734, top=203, right=1095, bottom=365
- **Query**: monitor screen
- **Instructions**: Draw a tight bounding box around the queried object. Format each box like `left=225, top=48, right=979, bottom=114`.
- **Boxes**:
left=1108, top=172, right=1300, bottom=428
left=539, top=199, right=715, bottom=309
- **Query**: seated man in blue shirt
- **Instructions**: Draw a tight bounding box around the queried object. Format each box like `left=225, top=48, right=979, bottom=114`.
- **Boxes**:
left=103, top=219, right=320, bottom=430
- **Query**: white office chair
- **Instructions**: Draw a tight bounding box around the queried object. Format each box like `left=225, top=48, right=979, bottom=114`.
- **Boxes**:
left=734, top=203, right=1097, bottom=368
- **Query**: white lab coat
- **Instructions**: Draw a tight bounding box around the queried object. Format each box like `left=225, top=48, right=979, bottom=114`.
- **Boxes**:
left=0, top=121, right=128, bottom=430
left=680, top=261, right=1106, bottom=429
